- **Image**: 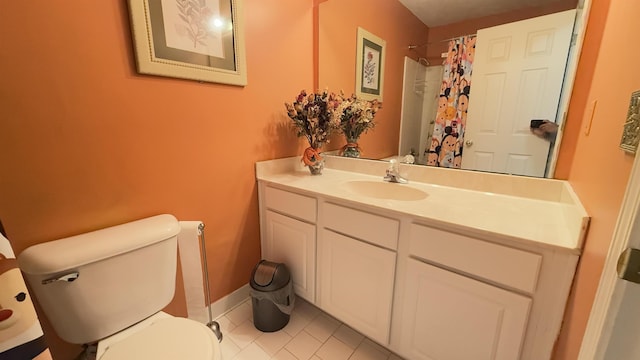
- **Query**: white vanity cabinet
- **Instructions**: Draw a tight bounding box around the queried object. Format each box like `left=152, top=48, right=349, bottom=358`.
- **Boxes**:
left=391, top=223, right=578, bottom=360
left=318, top=203, right=399, bottom=345
left=257, top=178, right=581, bottom=360
left=399, top=259, right=531, bottom=360
left=261, top=186, right=317, bottom=302
left=396, top=224, right=537, bottom=360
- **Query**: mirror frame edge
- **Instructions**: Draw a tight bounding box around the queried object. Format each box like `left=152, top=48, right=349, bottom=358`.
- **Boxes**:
left=545, top=0, right=592, bottom=178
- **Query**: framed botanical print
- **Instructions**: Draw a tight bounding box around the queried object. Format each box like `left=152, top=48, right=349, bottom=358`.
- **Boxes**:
left=128, top=0, right=247, bottom=86
left=355, top=27, right=385, bottom=101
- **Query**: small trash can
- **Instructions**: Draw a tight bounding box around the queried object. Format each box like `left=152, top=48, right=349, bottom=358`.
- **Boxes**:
left=250, top=260, right=295, bottom=332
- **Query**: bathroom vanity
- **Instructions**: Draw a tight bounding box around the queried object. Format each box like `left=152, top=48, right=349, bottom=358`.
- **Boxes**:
left=255, top=156, right=588, bottom=360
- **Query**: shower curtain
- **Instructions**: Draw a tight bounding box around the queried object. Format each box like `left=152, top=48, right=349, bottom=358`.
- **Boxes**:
left=425, top=36, right=475, bottom=168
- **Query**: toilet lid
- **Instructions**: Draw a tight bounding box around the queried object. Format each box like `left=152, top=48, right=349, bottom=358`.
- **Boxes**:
left=100, top=317, right=221, bottom=360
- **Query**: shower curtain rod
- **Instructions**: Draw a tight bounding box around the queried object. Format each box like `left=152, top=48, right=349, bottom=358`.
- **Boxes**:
left=408, top=33, right=477, bottom=49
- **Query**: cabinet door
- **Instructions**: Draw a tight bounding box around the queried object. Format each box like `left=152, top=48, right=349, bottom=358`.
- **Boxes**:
left=264, top=210, right=316, bottom=302
left=319, top=229, right=396, bottom=345
left=399, top=258, right=531, bottom=360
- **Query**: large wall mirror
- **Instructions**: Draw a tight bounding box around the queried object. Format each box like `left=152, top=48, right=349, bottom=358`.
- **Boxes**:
left=317, top=0, right=589, bottom=178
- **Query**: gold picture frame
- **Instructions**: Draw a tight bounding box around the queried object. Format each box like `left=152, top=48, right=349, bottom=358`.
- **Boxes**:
left=620, top=90, right=640, bottom=154
left=355, top=27, right=385, bottom=101
left=127, top=0, right=247, bottom=86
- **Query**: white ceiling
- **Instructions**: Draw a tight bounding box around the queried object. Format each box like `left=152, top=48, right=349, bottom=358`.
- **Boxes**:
left=398, top=0, right=570, bottom=27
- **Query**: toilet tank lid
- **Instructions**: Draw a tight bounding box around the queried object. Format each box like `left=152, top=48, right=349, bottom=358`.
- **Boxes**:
left=18, top=214, right=180, bottom=275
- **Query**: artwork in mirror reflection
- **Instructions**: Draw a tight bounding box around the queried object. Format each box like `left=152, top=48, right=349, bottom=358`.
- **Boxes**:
left=317, top=0, right=581, bottom=178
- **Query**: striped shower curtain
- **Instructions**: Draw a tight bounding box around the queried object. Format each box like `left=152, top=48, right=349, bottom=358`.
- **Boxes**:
left=425, top=36, right=475, bottom=168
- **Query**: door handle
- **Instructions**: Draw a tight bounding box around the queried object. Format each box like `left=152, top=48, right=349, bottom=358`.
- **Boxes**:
left=617, top=248, right=640, bottom=284
left=465, top=140, right=474, bottom=147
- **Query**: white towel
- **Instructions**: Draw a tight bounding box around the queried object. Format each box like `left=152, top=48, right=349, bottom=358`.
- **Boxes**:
left=0, top=232, right=15, bottom=257
left=177, top=221, right=209, bottom=324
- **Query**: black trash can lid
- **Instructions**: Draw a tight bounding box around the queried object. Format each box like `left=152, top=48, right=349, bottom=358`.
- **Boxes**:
left=250, top=260, right=290, bottom=291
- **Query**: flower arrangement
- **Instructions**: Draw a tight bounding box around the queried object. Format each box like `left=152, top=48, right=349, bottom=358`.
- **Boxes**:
left=337, top=95, right=382, bottom=157
left=339, top=95, right=382, bottom=140
left=285, top=90, right=342, bottom=172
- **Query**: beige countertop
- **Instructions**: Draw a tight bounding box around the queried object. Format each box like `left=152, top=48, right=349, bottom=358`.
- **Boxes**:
left=256, top=157, right=589, bottom=253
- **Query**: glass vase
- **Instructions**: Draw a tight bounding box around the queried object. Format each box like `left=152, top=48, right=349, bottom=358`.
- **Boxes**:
left=342, top=137, right=361, bottom=158
left=303, top=146, right=324, bottom=175
left=307, top=159, right=324, bottom=175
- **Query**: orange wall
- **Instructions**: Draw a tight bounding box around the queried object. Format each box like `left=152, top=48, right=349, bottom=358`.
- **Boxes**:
left=554, top=2, right=608, bottom=180
left=318, top=0, right=429, bottom=159
left=3, top=1, right=639, bottom=359
left=425, top=0, right=577, bottom=65
left=553, top=0, right=639, bottom=358
left=0, top=1, right=314, bottom=358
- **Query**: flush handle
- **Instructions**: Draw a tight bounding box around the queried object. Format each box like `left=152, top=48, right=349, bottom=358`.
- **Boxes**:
left=42, top=271, right=79, bottom=285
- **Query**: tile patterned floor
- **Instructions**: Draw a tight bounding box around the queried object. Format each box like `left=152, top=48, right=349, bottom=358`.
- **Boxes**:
left=216, top=298, right=404, bottom=360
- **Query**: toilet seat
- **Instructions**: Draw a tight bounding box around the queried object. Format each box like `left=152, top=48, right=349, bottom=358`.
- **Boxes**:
left=98, top=316, right=221, bottom=360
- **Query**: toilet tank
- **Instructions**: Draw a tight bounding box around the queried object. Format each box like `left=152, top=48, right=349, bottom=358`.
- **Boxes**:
left=18, top=214, right=181, bottom=345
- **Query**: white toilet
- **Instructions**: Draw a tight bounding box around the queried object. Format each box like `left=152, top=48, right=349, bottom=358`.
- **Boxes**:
left=17, top=214, right=222, bottom=360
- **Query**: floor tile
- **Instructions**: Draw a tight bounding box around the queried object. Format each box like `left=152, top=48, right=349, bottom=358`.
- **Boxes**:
left=285, top=330, right=323, bottom=360
left=219, top=337, right=241, bottom=359
left=362, top=339, right=391, bottom=357
left=295, top=298, right=321, bottom=320
left=226, top=300, right=253, bottom=325
left=233, top=342, right=271, bottom=360
left=227, top=320, right=262, bottom=349
left=305, top=314, right=341, bottom=342
left=349, top=339, right=389, bottom=360
left=316, top=336, right=355, bottom=360
left=283, top=311, right=314, bottom=337
left=254, top=329, right=292, bottom=356
left=217, top=296, right=405, bottom=360
left=215, top=314, right=237, bottom=334
left=333, top=324, right=364, bottom=349
left=272, top=349, right=298, bottom=360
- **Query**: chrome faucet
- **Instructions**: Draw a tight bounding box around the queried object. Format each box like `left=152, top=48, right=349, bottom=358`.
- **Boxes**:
left=384, top=159, right=408, bottom=184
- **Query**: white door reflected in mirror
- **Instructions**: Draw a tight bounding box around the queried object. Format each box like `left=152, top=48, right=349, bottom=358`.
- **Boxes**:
left=460, top=10, right=576, bottom=177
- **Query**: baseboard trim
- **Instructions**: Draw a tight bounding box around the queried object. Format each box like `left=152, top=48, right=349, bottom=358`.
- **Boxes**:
left=210, top=283, right=250, bottom=319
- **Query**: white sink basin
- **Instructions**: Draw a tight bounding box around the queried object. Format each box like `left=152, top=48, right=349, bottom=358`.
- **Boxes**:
left=344, top=180, right=428, bottom=201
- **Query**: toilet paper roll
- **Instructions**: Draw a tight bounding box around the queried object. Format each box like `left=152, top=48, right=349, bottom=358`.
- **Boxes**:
left=177, top=221, right=209, bottom=324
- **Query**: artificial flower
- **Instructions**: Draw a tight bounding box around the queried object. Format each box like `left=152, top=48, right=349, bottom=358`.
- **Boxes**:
left=285, top=90, right=344, bottom=169
left=338, top=95, right=382, bottom=141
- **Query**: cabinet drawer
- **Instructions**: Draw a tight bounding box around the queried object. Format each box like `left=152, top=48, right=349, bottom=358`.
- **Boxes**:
left=323, top=202, right=399, bottom=250
left=409, top=224, right=541, bottom=293
left=264, top=186, right=316, bottom=223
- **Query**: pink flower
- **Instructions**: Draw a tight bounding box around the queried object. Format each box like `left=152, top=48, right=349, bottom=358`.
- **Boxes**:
left=297, top=90, right=307, bottom=103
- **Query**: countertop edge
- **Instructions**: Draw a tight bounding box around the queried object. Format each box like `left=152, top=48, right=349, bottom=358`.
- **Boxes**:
left=257, top=174, right=584, bottom=255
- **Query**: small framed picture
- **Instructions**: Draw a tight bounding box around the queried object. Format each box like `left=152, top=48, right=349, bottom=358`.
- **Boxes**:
left=620, top=90, right=640, bottom=154
left=127, top=0, right=247, bottom=86
left=355, top=27, right=385, bottom=101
